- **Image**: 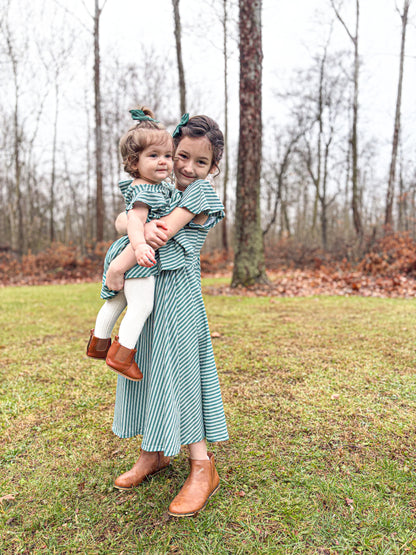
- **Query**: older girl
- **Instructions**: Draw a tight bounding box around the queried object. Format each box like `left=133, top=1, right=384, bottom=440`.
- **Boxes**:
left=105, top=114, right=228, bottom=517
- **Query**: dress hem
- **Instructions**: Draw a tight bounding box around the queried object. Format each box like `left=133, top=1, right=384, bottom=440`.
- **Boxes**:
left=112, top=426, right=229, bottom=456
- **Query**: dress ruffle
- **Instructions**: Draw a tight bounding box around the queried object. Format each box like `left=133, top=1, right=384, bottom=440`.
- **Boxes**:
left=178, top=179, right=225, bottom=230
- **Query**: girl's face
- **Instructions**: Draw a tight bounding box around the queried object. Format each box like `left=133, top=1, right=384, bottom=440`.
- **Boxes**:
left=174, top=136, right=216, bottom=190
left=134, top=139, right=173, bottom=184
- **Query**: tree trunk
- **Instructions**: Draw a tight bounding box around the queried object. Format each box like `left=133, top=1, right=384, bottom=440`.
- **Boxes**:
left=385, top=0, right=410, bottom=228
left=351, top=11, right=362, bottom=238
left=50, top=81, right=59, bottom=243
left=4, top=16, right=24, bottom=253
left=94, top=0, right=104, bottom=241
left=172, top=0, right=186, bottom=115
left=331, top=0, right=362, bottom=239
left=232, top=0, right=267, bottom=287
left=221, top=0, right=229, bottom=252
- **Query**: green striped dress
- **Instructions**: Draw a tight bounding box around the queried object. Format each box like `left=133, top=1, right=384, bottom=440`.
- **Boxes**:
left=101, top=180, right=188, bottom=300
left=112, top=179, right=229, bottom=456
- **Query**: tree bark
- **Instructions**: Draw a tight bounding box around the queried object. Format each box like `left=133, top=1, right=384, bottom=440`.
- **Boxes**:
left=172, top=0, right=186, bottom=115
left=385, top=0, right=410, bottom=228
left=221, top=0, right=229, bottom=252
left=232, top=0, right=267, bottom=287
left=94, top=0, right=104, bottom=241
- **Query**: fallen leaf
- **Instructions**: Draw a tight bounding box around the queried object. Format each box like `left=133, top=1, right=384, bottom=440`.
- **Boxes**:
left=0, top=494, right=16, bottom=503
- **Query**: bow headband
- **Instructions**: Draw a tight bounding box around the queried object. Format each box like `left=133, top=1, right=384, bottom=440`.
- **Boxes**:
left=130, top=109, right=159, bottom=123
left=172, top=113, right=190, bottom=137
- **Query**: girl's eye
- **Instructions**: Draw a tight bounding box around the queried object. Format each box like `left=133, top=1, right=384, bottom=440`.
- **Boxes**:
left=198, top=160, right=208, bottom=166
left=178, top=154, right=187, bottom=160
left=165, top=154, right=172, bottom=159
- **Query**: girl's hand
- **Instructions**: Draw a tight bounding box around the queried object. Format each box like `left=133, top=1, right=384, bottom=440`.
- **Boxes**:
left=106, top=263, right=125, bottom=291
left=134, top=243, right=156, bottom=267
left=144, top=220, right=169, bottom=249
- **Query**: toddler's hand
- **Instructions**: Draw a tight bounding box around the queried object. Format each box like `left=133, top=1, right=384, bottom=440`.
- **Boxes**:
left=134, top=243, right=156, bottom=267
left=106, top=263, right=125, bottom=291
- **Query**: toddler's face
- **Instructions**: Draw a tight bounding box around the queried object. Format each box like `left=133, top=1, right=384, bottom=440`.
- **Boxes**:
left=174, top=136, right=215, bottom=190
left=135, top=140, right=173, bottom=184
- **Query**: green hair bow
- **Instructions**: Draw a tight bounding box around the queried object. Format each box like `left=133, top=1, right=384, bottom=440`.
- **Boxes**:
left=129, top=109, right=159, bottom=123
left=172, top=113, right=190, bottom=137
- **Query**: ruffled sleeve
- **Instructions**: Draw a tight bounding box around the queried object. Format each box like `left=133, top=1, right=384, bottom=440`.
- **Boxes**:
left=125, top=183, right=172, bottom=214
left=118, top=180, right=134, bottom=207
left=178, top=179, right=225, bottom=229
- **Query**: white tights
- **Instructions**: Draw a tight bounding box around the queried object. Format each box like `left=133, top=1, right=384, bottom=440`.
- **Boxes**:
left=94, top=276, right=155, bottom=349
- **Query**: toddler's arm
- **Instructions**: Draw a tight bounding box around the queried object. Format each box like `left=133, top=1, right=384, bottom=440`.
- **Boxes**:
left=127, top=203, right=156, bottom=267
left=106, top=206, right=196, bottom=291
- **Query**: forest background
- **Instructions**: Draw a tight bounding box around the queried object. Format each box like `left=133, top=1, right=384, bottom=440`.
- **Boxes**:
left=1, top=0, right=416, bottom=292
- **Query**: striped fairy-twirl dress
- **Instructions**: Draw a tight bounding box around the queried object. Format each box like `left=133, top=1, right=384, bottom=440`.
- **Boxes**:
left=100, top=180, right=187, bottom=300
left=112, top=179, right=229, bottom=456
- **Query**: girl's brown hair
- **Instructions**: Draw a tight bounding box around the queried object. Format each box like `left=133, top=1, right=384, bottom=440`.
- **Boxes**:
left=173, top=115, right=224, bottom=168
left=119, top=106, right=173, bottom=178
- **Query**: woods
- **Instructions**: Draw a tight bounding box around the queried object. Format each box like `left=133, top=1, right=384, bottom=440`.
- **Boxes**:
left=0, top=0, right=415, bottom=279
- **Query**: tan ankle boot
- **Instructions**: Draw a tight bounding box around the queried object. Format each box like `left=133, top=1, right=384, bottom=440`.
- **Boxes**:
left=114, top=450, right=170, bottom=490
left=168, top=452, right=220, bottom=517
left=86, top=329, right=111, bottom=359
left=105, top=337, right=143, bottom=381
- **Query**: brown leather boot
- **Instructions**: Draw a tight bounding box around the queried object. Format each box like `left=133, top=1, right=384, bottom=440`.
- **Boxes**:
left=114, top=450, right=170, bottom=490
left=106, top=337, right=143, bottom=381
left=86, top=329, right=111, bottom=359
left=168, top=452, right=220, bottom=517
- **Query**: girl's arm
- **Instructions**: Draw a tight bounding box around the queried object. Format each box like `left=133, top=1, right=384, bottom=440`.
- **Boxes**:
left=115, top=206, right=198, bottom=247
left=106, top=206, right=196, bottom=291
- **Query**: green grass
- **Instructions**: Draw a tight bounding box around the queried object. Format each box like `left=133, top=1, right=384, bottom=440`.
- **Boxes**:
left=1, top=282, right=416, bottom=553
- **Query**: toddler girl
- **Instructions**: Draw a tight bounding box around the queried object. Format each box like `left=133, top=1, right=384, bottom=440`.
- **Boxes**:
left=87, top=107, right=183, bottom=382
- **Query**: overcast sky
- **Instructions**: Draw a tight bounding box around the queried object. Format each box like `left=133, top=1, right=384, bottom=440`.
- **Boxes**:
left=5, top=0, right=413, bottom=184
left=94, top=0, right=416, bottom=148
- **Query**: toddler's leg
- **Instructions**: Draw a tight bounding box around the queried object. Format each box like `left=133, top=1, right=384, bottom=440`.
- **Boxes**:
left=94, top=291, right=127, bottom=339
left=118, top=277, right=155, bottom=349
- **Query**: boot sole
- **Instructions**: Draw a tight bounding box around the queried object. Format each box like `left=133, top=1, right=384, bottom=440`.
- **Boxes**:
left=86, top=352, right=108, bottom=359
left=106, top=364, right=143, bottom=382
left=168, top=483, right=220, bottom=517
left=113, top=464, right=170, bottom=491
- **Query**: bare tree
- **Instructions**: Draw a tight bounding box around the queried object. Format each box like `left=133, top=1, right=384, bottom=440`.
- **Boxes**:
left=92, top=0, right=107, bottom=241
left=385, top=0, right=411, bottom=227
left=331, top=0, right=362, bottom=239
left=262, top=129, right=302, bottom=238
left=0, top=4, right=25, bottom=253
left=172, top=0, right=186, bottom=115
left=221, top=0, right=230, bottom=252
left=37, top=14, right=74, bottom=244
left=232, top=0, right=267, bottom=286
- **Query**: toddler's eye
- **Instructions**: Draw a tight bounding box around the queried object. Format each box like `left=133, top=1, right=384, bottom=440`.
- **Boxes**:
left=198, top=160, right=208, bottom=166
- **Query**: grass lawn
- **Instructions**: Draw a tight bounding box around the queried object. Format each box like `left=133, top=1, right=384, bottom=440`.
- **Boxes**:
left=1, top=281, right=416, bottom=554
